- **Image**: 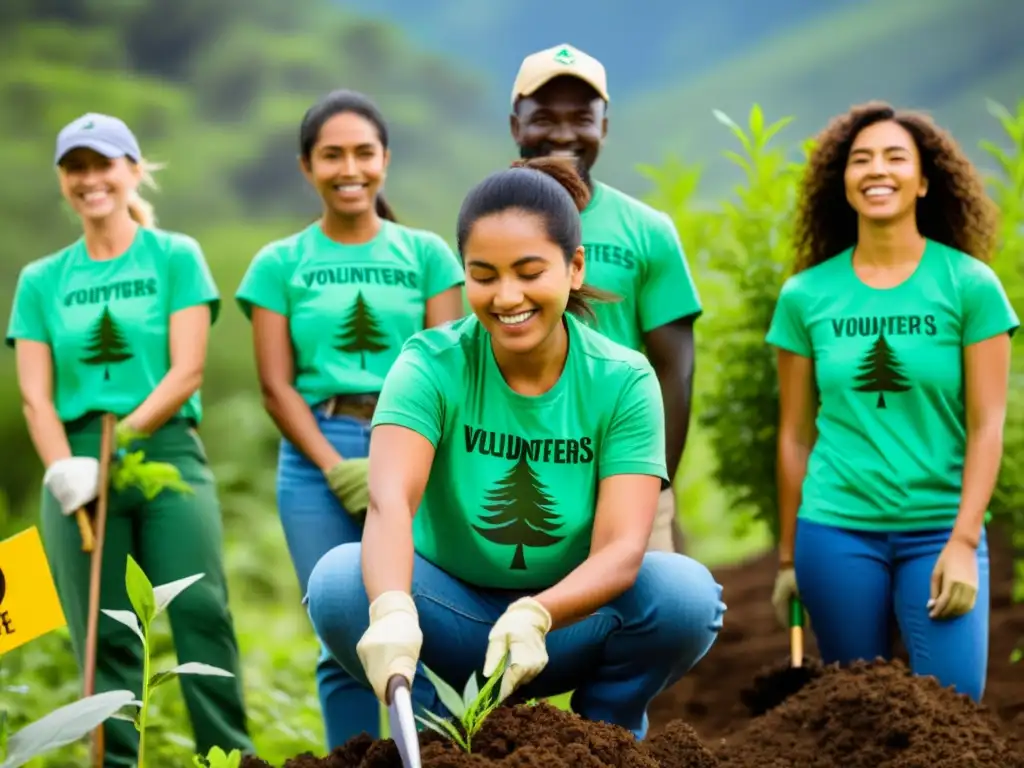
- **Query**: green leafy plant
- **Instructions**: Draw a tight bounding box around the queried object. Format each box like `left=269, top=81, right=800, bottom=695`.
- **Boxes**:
left=192, top=745, right=243, bottom=767
left=695, top=103, right=806, bottom=543
left=980, top=97, right=1024, bottom=661
left=111, top=428, right=194, bottom=500
left=111, top=449, right=194, bottom=499
left=0, top=690, right=136, bottom=768
left=102, top=555, right=235, bottom=768
left=415, top=656, right=508, bottom=753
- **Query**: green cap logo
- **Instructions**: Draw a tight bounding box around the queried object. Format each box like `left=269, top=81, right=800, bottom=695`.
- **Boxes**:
left=553, top=47, right=576, bottom=66
left=81, top=120, right=95, bottom=130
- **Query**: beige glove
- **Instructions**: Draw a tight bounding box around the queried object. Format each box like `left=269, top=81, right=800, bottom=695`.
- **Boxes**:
left=928, top=537, right=979, bottom=620
left=771, top=567, right=800, bottom=629
left=483, top=596, right=552, bottom=702
left=324, top=458, right=370, bottom=515
left=356, top=591, right=423, bottom=703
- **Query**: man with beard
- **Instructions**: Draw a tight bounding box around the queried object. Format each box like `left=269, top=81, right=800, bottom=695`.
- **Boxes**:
left=509, top=43, right=702, bottom=554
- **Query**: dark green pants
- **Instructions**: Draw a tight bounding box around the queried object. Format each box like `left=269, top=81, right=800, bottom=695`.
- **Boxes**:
left=40, top=414, right=253, bottom=767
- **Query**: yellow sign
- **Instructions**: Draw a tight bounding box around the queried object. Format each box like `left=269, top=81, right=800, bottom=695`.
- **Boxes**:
left=0, top=526, right=67, bottom=654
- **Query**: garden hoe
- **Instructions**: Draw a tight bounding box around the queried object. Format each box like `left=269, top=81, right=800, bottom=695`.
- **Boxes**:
left=739, top=595, right=823, bottom=716
left=78, top=412, right=118, bottom=768
left=387, top=674, right=422, bottom=768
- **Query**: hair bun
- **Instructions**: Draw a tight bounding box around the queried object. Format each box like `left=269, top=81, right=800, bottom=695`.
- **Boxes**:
left=511, top=156, right=591, bottom=212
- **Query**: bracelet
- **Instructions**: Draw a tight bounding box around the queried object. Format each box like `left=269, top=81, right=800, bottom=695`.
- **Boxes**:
left=779, top=559, right=794, bottom=569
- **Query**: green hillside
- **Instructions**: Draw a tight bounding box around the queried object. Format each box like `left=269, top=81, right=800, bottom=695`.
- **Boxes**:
left=601, top=0, right=1024, bottom=198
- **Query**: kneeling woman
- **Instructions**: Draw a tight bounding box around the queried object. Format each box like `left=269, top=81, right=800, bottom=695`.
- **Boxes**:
left=305, top=156, right=726, bottom=738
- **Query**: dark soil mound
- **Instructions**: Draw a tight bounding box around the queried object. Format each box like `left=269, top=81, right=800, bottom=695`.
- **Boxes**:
left=648, top=523, right=1024, bottom=741
left=737, top=656, right=826, bottom=717
left=239, top=701, right=712, bottom=767
left=716, top=659, right=1024, bottom=768
left=644, top=721, right=719, bottom=768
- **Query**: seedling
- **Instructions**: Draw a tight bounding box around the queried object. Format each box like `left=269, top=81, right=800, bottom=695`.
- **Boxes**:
left=102, top=554, right=235, bottom=768
left=111, top=427, right=193, bottom=499
left=415, top=655, right=508, bottom=753
left=193, top=745, right=243, bottom=767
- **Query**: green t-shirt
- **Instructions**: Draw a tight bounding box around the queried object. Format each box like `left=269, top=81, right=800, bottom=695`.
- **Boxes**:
left=766, top=239, right=1020, bottom=532
left=235, top=220, right=464, bottom=404
left=580, top=181, right=702, bottom=350
left=371, top=312, right=669, bottom=589
left=5, top=227, right=220, bottom=425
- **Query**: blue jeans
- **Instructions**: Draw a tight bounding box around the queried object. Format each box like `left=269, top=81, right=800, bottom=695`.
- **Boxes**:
left=794, top=518, right=990, bottom=701
left=276, top=413, right=377, bottom=748
left=305, top=545, right=726, bottom=739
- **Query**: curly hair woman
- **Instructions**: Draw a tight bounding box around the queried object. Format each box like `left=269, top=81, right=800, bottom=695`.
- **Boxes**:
left=766, top=101, right=1018, bottom=701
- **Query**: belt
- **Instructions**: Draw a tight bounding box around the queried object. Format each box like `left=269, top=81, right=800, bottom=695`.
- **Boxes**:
left=318, top=393, right=378, bottom=421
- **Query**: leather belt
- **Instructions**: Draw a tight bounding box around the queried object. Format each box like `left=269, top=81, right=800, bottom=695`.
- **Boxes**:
left=318, top=393, right=378, bottom=421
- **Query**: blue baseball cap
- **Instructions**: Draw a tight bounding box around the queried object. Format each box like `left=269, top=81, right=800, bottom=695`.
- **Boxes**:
left=54, top=113, right=142, bottom=166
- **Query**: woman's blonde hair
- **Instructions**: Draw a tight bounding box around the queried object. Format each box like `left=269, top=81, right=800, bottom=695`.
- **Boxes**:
left=127, top=157, right=164, bottom=228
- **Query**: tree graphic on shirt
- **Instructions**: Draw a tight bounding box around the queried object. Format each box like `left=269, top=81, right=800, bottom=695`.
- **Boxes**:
left=472, top=454, right=565, bottom=570
left=853, top=330, right=911, bottom=409
left=80, top=305, right=134, bottom=381
left=334, top=291, right=388, bottom=370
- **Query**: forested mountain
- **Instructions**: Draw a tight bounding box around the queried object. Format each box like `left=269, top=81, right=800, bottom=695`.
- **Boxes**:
left=339, top=0, right=1024, bottom=193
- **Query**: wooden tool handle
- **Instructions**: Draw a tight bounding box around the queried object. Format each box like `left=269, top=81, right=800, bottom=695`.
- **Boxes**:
left=790, top=625, right=804, bottom=668
left=789, top=595, right=805, bottom=668
left=76, top=508, right=95, bottom=552
left=85, top=413, right=118, bottom=768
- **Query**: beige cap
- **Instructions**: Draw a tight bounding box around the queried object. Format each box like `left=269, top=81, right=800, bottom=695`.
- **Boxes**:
left=510, top=43, right=609, bottom=107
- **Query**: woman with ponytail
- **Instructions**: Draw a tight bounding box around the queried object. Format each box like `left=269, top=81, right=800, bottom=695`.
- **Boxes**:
left=6, top=112, right=253, bottom=766
left=235, top=89, right=465, bottom=748
left=304, top=156, right=726, bottom=740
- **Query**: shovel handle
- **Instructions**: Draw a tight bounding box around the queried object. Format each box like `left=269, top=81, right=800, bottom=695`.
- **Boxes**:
left=386, top=673, right=409, bottom=706
left=76, top=508, right=95, bottom=552
left=789, top=595, right=804, bottom=668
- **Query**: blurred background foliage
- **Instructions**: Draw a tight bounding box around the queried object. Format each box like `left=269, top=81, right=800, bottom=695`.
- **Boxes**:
left=0, top=0, right=1021, bottom=764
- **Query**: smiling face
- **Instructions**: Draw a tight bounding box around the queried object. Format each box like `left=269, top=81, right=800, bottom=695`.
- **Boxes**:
left=463, top=208, right=584, bottom=356
left=301, top=110, right=390, bottom=219
left=844, top=119, right=928, bottom=224
left=57, top=148, right=140, bottom=223
left=511, top=76, right=606, bottom=182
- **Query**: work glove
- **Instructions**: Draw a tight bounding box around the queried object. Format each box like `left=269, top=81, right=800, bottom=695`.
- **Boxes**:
left=324, top=458, right=370, bottom=515
left=928, top=536, right=978, bottom=620
left=356, top=591, right=424, bottom=703
left=43, top=457, right=101, bottom=516
left=483, top=596, right=552, bottom=703
left=771, top=567, right=801, bottom=629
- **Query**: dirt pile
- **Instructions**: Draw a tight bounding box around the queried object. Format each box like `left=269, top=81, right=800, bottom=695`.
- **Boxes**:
left=237, top=664, right=1023, bottom=767
left=737, top=656, right=826, bottom=717
left=238, top=701, right=712, bottom=767
left=716, top=659, right=1024, bottom=768
left=648, top=522, right=1024, bottom=741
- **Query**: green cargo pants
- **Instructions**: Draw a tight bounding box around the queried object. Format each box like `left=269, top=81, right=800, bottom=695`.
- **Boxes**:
left=40, top=413, right=253, bottom=767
